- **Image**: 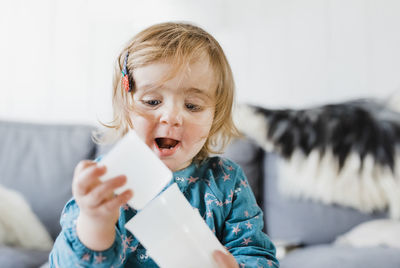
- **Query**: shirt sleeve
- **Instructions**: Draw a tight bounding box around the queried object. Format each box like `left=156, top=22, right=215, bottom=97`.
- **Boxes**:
left=49, top=199, right=126, bottom=268
left=221, top=163, right=279, bottom=268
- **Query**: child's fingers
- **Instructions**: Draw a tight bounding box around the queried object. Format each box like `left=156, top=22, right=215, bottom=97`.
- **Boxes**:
left=74, top=160, right=96, bottom=175
left=213, top=250, right=238, bottom=268
left=73, top=164, right=107, bottom=196
left=102, top=189, right=133, bottom=212
left=85, top=175, right=127, bottom=208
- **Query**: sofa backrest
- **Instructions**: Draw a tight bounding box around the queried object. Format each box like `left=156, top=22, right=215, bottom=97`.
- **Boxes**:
left=0, top=120, right=97, bottom=240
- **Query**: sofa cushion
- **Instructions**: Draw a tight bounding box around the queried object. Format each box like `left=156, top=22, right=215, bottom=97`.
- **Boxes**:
left=0, top=120, right=97, bottom=239
left=0, top=184, right=53, bottom=250
left=334, top=219, right=400, bottom=249
left=280, top=244, right=400, bottom=268
left=263, top=152, right=387, bottom=245
left=0, top=246, right=49, bottom=268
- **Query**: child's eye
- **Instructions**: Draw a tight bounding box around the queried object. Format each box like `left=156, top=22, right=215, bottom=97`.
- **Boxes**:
left=185, top=103, right=202, bottom=112
left=142, top=100, right=161, bottom=106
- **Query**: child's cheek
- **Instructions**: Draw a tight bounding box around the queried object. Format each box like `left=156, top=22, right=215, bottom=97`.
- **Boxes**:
left=186, top=115, right=213, bottom=140
left=130, top=104, right=156, bottom=119
left=129, top=112, right=157, bottom=142
left=130, top=108, right=157, bottom=124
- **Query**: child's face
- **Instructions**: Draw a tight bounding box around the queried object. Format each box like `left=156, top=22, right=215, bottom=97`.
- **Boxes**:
left=130, top=57, right=216, bottom=171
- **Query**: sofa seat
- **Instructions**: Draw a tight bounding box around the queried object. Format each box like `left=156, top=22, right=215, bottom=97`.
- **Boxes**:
left=280, top=244, right=400, bottom=268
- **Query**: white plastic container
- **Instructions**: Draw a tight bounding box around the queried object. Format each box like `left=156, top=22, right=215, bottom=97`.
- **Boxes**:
left=99, top=130, right=172, bottom=210
left=125, top=183, right=227, bottom=268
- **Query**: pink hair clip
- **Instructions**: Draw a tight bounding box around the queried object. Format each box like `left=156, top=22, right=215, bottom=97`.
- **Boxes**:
left=122, top=52, right=132, bottom=92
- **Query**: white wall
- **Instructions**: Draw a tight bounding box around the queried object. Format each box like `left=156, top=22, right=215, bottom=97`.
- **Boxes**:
left=1, top=0, right=400, bottom=124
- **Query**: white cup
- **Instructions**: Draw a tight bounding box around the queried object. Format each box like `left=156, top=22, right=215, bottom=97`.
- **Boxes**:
left=99, top=130, right=172, bottom=210
left=125, top=183, right=227, bottom=268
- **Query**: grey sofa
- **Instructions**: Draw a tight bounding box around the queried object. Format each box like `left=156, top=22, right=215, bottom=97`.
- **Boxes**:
left=1, top=119, right=399, bottom=268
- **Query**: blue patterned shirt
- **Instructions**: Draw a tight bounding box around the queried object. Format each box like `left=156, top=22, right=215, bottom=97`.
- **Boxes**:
left=49, top=156, right=279, bottom=267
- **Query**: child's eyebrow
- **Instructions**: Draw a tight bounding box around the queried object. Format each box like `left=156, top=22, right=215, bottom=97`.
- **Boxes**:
left=137, top=83, right=163, bottom=92
left=184, top=88, right=213, bottom=100
left=139, top=84, right=213, bottom=100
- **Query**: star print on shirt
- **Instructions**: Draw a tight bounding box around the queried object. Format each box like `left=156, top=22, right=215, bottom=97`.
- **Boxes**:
left=244, top=210, right=249, bottom=217
left=94, top=253, right=106, bottom=264
left=187, top=176, right=199, bottom=184
left=216, top=201, right=223, bottom=207
left=119, top=253, right=126, bottom=264
left=232, top=224, right=241, bottom=235
left=121, top=235, right=133, bottom=253
left=267, top=260, right=275, bottom=267
left=207, top=211, right=213, bottom=218
left=245, top=221, right=253, bottom=229
left=205, top=190, right=232, bottom=209
left=223, top=173, right=230, bottom=182
left=123, top=235, right=133, bottom=245
left=241, top=237, right=252, bottom=246
left=81, top=253, right=90, bottom=261
left=240, top=179, right=248, bottom=187
left=122, top=242, right=130, bottom=252
left=228, top=189, right=234, bottom=200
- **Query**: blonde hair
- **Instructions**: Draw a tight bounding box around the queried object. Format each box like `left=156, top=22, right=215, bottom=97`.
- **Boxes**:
left=94, top=22, right=240, bottom=161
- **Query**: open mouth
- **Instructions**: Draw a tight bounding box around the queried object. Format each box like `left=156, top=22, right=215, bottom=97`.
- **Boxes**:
left=155, top=138, right=180, bottom=150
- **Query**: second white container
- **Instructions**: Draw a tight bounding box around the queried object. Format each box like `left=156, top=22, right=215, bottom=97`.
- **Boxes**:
left=125, top=183, right=227, bottom=268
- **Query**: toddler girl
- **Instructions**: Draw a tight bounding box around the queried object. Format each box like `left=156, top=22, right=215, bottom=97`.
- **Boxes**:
left=50, top=22, right=278, bottom=268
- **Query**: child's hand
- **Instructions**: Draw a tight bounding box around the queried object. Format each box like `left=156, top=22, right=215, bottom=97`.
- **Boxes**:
left=72, top=160, right=133, bottom=250
left=72, top=160, right=133, bottom=224
left=213, top=250, right=239, bottom=268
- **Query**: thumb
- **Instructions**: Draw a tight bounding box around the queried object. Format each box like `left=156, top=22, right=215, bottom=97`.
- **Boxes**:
left=213, top=250, right=233, bottom=268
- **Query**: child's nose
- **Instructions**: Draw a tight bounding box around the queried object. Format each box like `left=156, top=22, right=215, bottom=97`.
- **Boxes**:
left=159, top=104, right=183, bottom=127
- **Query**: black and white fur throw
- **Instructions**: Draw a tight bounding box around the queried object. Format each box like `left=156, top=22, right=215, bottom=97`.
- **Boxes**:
left=234, top=99, right=400, bottom=219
